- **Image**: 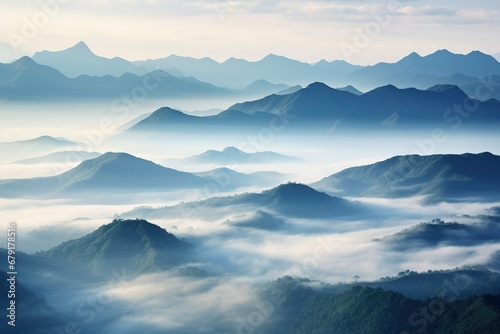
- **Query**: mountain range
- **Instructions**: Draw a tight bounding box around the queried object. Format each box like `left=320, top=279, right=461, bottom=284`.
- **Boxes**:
left=0, top=57, right=232, bottom=100
left=312, top=152, right=500, bottom=203
left=17, top=42, right=500, bottom=95
left=125, top=182, right=366, bottom=221
left=175, top=146, right=301, bottom=165
left=0, top=152, right=285, bottom=199
left=0, top=135, right=80, bottom=163
left=123, top=82, right=500, bottom=135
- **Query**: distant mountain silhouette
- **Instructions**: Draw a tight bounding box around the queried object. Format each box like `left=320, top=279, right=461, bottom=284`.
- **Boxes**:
left=240, top=79, right=289, bottom=96
left=12, top=150, right=100, bottom=165
left=0, top=57, right=231, bottom=100
left=228, top=82, right=500, bottom=128
left=312, top=152, right=500, bottom=203
left=0, top=152, right=288, bottom=199
left=377, top=217, right=500, bottom=250
left=0, top=41, right=29, bottom=63
left=180, top=146, right=300, bottom=165
left=32, top=41, right=146, bottom=77
left=135, top=53, right=362, bottom=89
left=0, top=135, right=79, bottom=162
left=194, top=167, right=286, bottom=189
left=39, top=219, right=191, bottom=274
left=0, top=152, right=207, bottom=198
left=337, top=85, right=363, bottom=95
left=348, top=49, right=500, bottom=90
left=127, top=183, right=366, bottom=220
left=123, top=82, right=500, bottom=135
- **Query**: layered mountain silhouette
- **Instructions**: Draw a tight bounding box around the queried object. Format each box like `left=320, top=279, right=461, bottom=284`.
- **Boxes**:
left=194, top=167, right=286, bottom=189
left=0, top=57, right=231, bottom=100
left=126, top=183, right=365, bottom=220
left=312, top=152, right=500, bottom=203
left=348, top=49, right=500, bottom=91
left=0, top=135, right=80, bottom=162
left=0, top=152, right=286, bottom=198
left=178, top=146, right=300, bottom=165
left=32, top=41, right=146, bottom=77
left=12, top=150, right=100, bottom=165
left=135, top=53, right=361, bottom=89
left=39, top=219, right=191, bottom=274
left=123, top=83, right=500, bottom=134
left=377, top=217, right=500, bottom=250
left=0, top=152, right=207, bottom=198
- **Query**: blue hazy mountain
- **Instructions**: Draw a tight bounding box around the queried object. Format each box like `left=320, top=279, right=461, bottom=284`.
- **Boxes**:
left=225, top=209, right=286, bottom=231
left=127, top=183, right=366, bottom=220
left=0, top=57, right=231, bottom=100
left=240, top=79, right=290, bottom=96
left=337, top=85, right=363, bottom=95
left=0, top=152, right=287, bottom=198
left=194, top=167, right=286, bottom=188
left=0, top=135, right=80, bottom=162
left=12, top=150, right=101, bottom=165
left=0, top=152, right=207, bottom=198
left=228, top=82, right=500, bottom=127
left=135, top=53, right=362, bottom=89
left=124, top=83, right=500, bottom=135
left=125, top=106, right=276, bottom=134
left=411, top=73, right=500, bottom=101
left=39, top=219, right=191, bottom=274
left=349, top=49, right=500, bottom=90
left=32, top=41, right=146, bottom=77
left=377, top=217, right=500, bottom=250
left=180, top=146, right=301, bottom=165
left=312, top=152, right=500, bottom=203
left=0, top=40, right=29, bottom=62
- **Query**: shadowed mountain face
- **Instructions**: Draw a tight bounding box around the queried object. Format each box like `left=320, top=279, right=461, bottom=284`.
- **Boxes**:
left=39, top=219, right=191, bottom=274
left=225, top=210, right=286, bottom=231
left=0, top=271, right=64, bottom=334
left=312, top=152, right=500, bottom=203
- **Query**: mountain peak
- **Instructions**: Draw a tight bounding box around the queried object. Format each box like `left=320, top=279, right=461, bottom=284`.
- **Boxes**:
left=40, top=219, right=190, bottom=273
left=426, top=84, right=467, bottom=99
left=221, top=146, right=244, bottom=154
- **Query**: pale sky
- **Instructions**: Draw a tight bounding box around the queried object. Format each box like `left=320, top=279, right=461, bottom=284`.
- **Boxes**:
left=0, top=0, right=499, bottom=65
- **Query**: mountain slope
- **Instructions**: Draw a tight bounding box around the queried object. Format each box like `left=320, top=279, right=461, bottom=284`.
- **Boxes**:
left=312, top=152, right=500, bottom=202
left=0, top=152, right=207, bottom=198
left=12, top=150, right=100, bottom=165
left=39, top=219, right=191, bottom=274
left=227, top=82, right=500, bottom=128
left=32, top=41, right=145, bottom=77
